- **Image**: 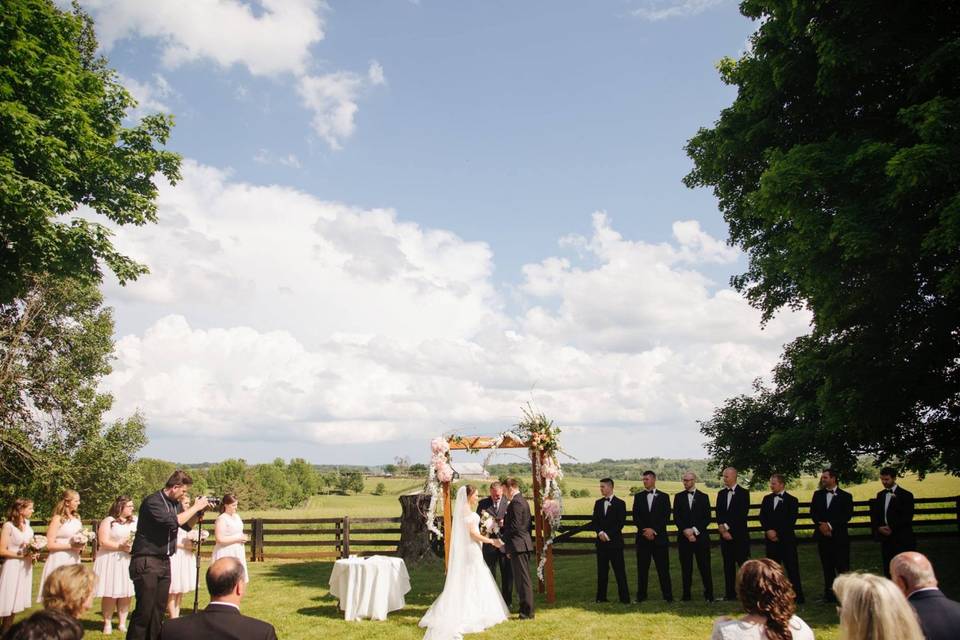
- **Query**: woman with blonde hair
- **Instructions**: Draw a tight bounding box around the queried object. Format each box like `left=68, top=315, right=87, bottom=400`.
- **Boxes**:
left=93, top=496, right=136, bottom=634
left=833, top=572, right=924, bottom=640
left=167, top=493, right=198, bottom=618
left=38, top=490, right=86, bottom=601
left=0, top=498, right=37, bottom=633
left=711, top=558, right=813, bottom=640
left=42, top=564, right=96, bottom=619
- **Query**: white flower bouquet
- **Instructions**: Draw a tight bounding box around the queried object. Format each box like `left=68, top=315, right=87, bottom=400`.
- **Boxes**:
left=186, top=529, right=210, bottom=543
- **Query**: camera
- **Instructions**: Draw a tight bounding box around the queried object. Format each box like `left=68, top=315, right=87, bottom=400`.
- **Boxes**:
left=200, top=496, right=221, bottom=509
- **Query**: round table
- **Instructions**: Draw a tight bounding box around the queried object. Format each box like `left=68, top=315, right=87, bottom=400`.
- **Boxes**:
left=328, top=555, right=411, bottom=621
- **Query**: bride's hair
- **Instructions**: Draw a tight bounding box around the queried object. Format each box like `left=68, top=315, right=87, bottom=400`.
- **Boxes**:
left=465, top=485, right=477, bottom=498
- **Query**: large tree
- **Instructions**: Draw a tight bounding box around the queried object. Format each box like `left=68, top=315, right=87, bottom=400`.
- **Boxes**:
left=687, top=1, right=960, bottom=480
left=0, top=0, right=181, bottom=304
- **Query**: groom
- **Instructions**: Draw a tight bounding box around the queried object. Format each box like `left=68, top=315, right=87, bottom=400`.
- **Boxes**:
left=501, top=478, right=535, bottom=619
left=478, top=482, right=513, bottom=606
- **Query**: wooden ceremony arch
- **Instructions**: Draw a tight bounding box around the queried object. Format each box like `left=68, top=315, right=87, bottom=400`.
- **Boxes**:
left=441, top=435, right=556, bottom=603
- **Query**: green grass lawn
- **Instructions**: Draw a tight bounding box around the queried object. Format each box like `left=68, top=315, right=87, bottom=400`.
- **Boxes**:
left=15, top=538, right=960, bottom=640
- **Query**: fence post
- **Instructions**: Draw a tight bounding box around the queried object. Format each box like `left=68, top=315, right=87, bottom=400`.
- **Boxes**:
left=90, top=519, right=99, bottom=560
left=342, top=516, right=351, bottom=558
left=250, top=519, right=262, bottom=562
left=334, top=518, right=342, bottom=558
left=955, top=496, right=960, bottom=534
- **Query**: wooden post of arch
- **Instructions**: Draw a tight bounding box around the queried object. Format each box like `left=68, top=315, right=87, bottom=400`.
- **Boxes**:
left=442, top=480, right=452, bottom=567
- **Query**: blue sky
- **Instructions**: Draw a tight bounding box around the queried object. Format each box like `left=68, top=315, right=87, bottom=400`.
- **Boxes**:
left=77, top=0, right=808, bottom=466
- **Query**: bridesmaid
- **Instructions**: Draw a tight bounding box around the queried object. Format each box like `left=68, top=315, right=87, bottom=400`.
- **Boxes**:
left=93, top=496, right=135, bottom=634
left=0, top=499, right=36, bottom=633
left=38, top=490, right=85, bottom=601
left=167, top=493, right=197, bottom=618
left=212, top=494, right=249, bottom=583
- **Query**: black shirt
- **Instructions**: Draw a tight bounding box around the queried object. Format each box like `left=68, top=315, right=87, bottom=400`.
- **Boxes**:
left=132, top=490, right=191, bottom=557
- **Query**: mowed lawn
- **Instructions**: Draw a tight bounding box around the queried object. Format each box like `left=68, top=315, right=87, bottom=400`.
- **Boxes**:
left=14, top=538, right=960, bottom=640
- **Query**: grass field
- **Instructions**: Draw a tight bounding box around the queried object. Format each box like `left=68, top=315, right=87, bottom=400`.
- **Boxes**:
left=14, top=537, right=960, bottom=640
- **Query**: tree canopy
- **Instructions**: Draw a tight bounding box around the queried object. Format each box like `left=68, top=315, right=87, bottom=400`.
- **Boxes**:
left=687, top=1, right=960, bottom=480
left=0, top=0, right=181, bottom=304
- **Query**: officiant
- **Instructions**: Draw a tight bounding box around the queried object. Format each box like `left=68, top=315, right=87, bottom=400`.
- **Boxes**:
left=477, top=481, right=513, bottom=606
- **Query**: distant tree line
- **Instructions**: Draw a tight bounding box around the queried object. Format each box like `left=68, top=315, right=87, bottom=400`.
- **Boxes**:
left=487, top=458, right=720, bottom=486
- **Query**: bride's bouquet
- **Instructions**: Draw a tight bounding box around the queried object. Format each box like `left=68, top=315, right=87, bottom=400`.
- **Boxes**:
left=480, top=513, right=499, bottom=537
left=70, top=529, right=96, bottom=546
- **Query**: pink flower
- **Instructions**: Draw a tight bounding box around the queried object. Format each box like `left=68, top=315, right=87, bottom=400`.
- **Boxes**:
left=431, top=437, right=450, bottom=455
left=542, top=499, right=561, bottom=520
left=436, top=464, right=454, bottom=483
left=540, top=460, right=559, bottom=480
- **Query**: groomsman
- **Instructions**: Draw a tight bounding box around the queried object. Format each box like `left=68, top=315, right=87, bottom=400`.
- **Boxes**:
left=810, top=468, right=853, bottom=603
left=501, top=478, right=535, bottom=619
left=715, top=467, right=750, bottom=601
left=589, top=478, right=630, bottom=604
left=632, top=470, right=673, bottom=602
left=672, top=472, right=714, bottom=602
left=759, top=474, right=804, bottom=603
left=477, top=481, right=512, bottom=605
left=871, top=467, right=916, bottom=578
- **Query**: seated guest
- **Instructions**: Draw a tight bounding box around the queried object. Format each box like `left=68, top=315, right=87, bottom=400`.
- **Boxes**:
left=159, top=558, right=276, bottom=640
left=833, top=572, right=924, bottom=640
left=711, top=558, right=813, bottom=640
left=890, top=551, right=960, bottom=640
left=41, top=564, right=96, bottom=620
left=3, top=608, right=84, bottom=640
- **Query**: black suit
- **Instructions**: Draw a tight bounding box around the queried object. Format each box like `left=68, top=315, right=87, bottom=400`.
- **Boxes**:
left=715, top=485, right=751, bottom=600
left=159, top=603, right=277, bottom=640
left=632, top=489, right=673, bottom=601
left=759, top=492, right=804, bottom=601
left=502, top=493, right=534, bottom=618
left=870, top=485, right=916, bottom=578
left=810, top=487, right=853, bottom=601
left=477, top=495, right=513, bottom=604
left=672, top=489, right=713, bottom=601
left=589, top=495, right=630, bottom=603
left=909, top=589, right=960, bottom=640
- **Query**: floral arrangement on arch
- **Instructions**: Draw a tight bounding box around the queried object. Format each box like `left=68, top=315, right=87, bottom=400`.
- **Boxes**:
left=424, top=437, right=453, bottom=538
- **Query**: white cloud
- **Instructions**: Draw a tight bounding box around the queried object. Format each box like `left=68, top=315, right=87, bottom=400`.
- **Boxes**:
left=297, top=62, right=386, bottom=150
left=118, top=73, right=174, bottom=118
left=632, top=0, right=728, bottom=21
left=368, top=60, right=386, bottom=86
left=100, top=161, right=809, bottom=460
left=83, top=0, right=326, bottom=76
left=253, top=148, right=302, bottom=169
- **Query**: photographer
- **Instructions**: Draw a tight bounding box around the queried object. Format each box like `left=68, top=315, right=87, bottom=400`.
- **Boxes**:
left=127, top=470, right=209, bottom=640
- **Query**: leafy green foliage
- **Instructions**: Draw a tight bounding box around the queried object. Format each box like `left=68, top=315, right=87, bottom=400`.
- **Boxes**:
left=687, top=1, right=960, bottom=479
left=0, top=0, right=181, bottom=304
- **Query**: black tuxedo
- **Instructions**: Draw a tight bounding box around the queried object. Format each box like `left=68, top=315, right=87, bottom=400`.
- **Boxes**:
left=759, top=492, right=803, bottom=601
left=870, top=485, right=916, bottom=577
left=589, top=495, right=630, bottom=603
left=502, top=493, right=534, bottom=618
left=810, top=487, right=853, bottom=601
left=159, top=603, right=277, bottom=640
left=672, top=489, right=713, bottom=601
left=715, top=485, right=751, bottom=600
left=909, top=589, right=960, bottom=640
left=477, top=495, right=512, bottom=604
left=632, top=489, right=673, bottom=601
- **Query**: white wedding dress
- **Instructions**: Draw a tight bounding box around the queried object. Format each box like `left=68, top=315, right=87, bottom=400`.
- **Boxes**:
left=419, top=487, right=510, bottom=640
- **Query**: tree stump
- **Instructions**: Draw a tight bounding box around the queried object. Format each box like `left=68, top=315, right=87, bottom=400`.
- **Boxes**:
left=397, top=493, right=439, bottom=566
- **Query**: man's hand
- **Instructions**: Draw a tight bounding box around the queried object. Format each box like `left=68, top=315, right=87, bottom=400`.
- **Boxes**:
left=492, top=538, right=504, bottom=548
left=642, top=528, right=656, bottom=541
left=598, top=531, right=610, bottom=542
left=765, top=529, right=778, bottom=542
left=878, top=525, right=892, bottom=536
left=818, top=522, right=833, bottom=537
left=683, top=529, right=696, bottom=543
left=193, top=496, right=210, bottom=512
left=720, top=530, right=733, bottom=541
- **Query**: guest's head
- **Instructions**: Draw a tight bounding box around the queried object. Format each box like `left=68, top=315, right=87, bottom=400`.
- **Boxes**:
left=599, top=478, right=614, bottom=497
left=6, top=498, right=34, bottom=526
left=641, top=471, right=657, bottom=490
left=206, top=557, right=247, bottom=605
left=489, top=481, right=502, bottom=501
left=833, top=572, right=924, bottom=640
left=879, top=467, right=897, bottom=490
left=890, top=551, right=938, bottom=597
left=735, top=559, right=796, bottom=640
left=52, top=490, right=80, bottom=520
left=220, top=493, right=238, bottom=515
left=820, top=468, right=838, bottom=490
left=465, top=484, right=479, bottom=508
left=42, top=564, right=96, bottom=618
left=681, top=472, right=697, bottom=491
left=107, top=495, right=135, bottom=524
left=4, top=609, right=83, bottom=640
left=504, top=478, right=520, bottom=497
left=164, top=469, right=194, bottom=500
left=769, top=474, right=786, bottom=494
left=722, top=467, right=738, bottom=488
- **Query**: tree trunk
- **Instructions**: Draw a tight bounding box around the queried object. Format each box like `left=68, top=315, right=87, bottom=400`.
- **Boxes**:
left=397, top=493, right=438, bottom=566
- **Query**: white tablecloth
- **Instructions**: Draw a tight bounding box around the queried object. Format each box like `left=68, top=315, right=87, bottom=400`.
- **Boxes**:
left=328, top=556, right=411, bottom=621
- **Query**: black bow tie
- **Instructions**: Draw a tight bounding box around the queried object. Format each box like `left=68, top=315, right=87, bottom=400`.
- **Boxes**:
left=827, top=490, right=837, bottom=495
left=885, top=489, right=895, bottom=494
left=775, top=493, right=784, bottom=498
left=605, top=498, right=612, bottom=503
left=646, top=490, right=655, bottom=495
left=687, top=491, right=696, bottom=495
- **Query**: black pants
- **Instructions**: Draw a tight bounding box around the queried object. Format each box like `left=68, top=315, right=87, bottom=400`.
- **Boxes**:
left=678, top=535, right=713, bottom=600
left=880, top=536, right=916, bottom=578
left=127, top=555, right=171, bottom=640
left=509, top=551, right=534, bottom=618
left=766, top=539, right=804, bottom=600
left=636, top=539, right=672, bottom=601
left=596, top=543, right=630, bottom=603
left=817, top=538, right=850, bottom=600
left=483, top=548, right=513, bottom=605
left=720, top=535, right=750, bottom=599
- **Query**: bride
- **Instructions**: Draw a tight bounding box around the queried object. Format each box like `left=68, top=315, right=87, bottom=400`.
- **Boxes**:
left=419, top=485, right=511, bottom=640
